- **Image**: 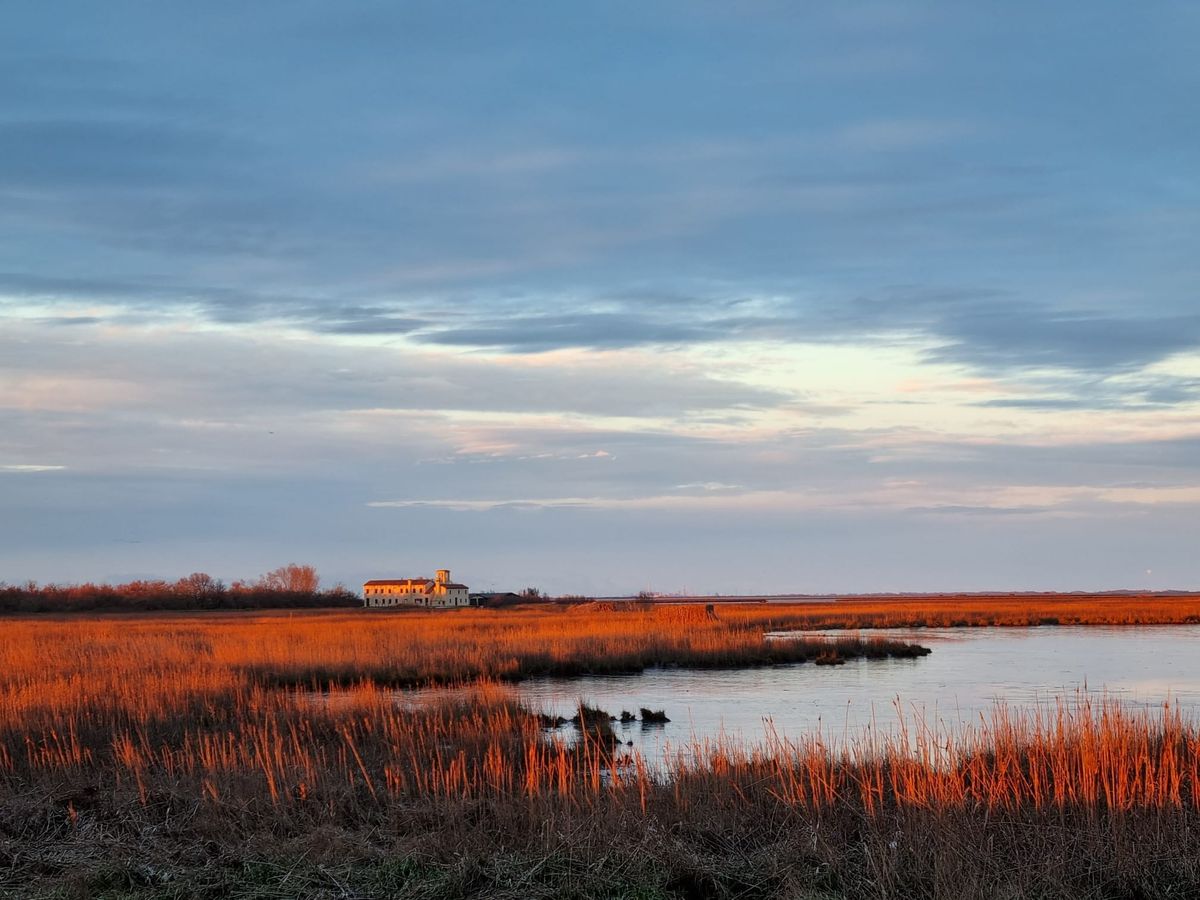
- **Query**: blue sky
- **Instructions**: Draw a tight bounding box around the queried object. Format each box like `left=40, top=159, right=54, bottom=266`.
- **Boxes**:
left=2, top=2, right=1198, bottom=594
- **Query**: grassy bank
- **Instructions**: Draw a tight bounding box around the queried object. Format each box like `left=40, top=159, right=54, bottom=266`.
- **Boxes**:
left=0, top=606, right=929, bottom=697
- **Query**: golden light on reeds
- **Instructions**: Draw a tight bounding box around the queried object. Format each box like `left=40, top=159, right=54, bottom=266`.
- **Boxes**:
left=1, top=606, right=1198, bottom=821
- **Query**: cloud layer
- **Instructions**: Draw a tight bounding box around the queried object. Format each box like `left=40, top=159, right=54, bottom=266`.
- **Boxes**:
left=2, top=2, right=1198, bottom=591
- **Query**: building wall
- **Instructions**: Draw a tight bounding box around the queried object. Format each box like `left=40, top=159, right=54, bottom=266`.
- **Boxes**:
left=362, top=581, right=469, bottom=608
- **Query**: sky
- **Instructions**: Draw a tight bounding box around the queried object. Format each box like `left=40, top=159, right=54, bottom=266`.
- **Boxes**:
left=2, top=2, right=1198, bottom=595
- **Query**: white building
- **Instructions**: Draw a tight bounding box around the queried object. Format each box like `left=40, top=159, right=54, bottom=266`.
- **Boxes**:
left=362, top=569, right=469, bottom=608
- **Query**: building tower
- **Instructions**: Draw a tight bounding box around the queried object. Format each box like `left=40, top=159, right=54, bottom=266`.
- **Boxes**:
left=436, top=569, right=450, bottom=585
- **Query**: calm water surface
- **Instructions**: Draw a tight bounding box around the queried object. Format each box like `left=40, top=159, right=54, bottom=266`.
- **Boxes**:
left=511, top=625, right=1200, bottom=754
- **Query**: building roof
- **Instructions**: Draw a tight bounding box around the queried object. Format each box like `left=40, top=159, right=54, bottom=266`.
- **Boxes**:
left=363, top=578, right=469, bottom=589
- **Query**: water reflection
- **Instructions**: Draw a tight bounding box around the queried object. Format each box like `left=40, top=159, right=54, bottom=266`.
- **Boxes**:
left=513, top=625, right=1200, bottom=759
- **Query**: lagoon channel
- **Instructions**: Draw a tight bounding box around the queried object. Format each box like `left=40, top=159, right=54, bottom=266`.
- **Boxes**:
left=509, top=625, right=1200, bottom=757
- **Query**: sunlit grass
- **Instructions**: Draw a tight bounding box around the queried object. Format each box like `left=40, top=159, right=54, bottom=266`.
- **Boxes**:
left=3, top=604, right=1200, bottom=897
left=720, top=592, right=1200, bottom=630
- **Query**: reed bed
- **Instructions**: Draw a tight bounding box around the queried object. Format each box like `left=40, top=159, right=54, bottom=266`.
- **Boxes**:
left=0, top=605, right=927, bottom=703
left=2, top=608, right=1198, bottom=898
left=719, top=591, right=1200, bottom=631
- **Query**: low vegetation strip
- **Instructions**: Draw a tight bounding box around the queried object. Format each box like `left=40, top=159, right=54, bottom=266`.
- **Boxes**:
left=716, top=592, right=1200, bottom=630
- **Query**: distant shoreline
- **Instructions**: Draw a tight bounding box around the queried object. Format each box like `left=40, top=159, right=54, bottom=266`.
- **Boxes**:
left=592, top=590, right=1200, bottom=604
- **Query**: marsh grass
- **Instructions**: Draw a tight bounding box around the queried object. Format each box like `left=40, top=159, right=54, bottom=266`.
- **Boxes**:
left=2, top=606, right=1199, bottom=898
left=721, top=592, right=1200, bottom=631
left=0, top=605, right=925, bottom=696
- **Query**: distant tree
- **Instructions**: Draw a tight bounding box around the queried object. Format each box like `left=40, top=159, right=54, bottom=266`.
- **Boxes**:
left=177, top=572, right=222, bottom=594
left=258, top=564, right=320, bottom=593
left=520, top=587, right=544, bottom=600
left=174, top=572, right=225, bottom=607
left=323, top=584, right=360, bottom=605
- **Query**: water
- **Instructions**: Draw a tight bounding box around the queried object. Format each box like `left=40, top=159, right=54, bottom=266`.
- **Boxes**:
left=511, top=625, right=1200, bottom=756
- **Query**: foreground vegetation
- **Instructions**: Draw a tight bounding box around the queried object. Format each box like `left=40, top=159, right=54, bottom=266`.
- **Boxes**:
left=2, top=606, right=1198, bottom=898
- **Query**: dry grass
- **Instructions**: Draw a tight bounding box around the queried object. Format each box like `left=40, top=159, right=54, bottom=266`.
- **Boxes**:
left=0, top=605, right=926, bottom=702
left=718, top=592, right=1200, bottom=631
left=1, top=605, right=1198, bottom=898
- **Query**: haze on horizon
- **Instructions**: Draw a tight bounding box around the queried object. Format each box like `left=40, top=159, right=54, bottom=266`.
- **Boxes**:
left=2, top=2, right=1198, bottom=596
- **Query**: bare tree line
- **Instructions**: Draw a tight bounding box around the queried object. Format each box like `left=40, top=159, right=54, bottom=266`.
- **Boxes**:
left=0, top=564, right=358, bottom=613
